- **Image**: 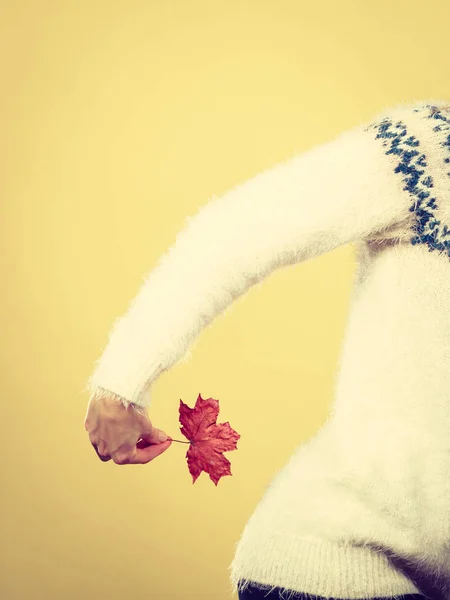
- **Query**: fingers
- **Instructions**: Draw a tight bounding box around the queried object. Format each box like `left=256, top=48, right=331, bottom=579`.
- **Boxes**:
left=92, top=443, right=112, bottom=462
left=91, top=438, right=172, bottom=465
left=128, top=438, right=173, bottom=464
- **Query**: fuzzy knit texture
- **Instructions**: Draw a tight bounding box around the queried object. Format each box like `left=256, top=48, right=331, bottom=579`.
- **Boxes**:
left=84, top=99, right=450, bottom=600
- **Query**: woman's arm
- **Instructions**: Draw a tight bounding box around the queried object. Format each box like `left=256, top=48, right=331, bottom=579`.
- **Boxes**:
left=84, top=102, right=435, bottom=410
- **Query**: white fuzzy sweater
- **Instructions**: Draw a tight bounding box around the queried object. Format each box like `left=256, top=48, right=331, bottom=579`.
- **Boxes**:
left=85, top=99, right=450, bottom=600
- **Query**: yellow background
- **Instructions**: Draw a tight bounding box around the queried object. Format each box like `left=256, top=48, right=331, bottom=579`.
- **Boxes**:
left=1, top=1, right=449, bottom=599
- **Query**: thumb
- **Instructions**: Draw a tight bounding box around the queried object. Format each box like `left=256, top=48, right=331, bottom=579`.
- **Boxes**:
left=141, top=426, right=168, bottom=444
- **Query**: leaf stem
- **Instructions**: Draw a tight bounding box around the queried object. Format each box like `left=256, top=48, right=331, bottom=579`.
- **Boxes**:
left=169, top=438, right=190, bottom=444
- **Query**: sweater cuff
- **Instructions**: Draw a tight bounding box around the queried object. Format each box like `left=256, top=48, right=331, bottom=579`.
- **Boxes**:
left=86, top=385, right=151, bottom=415
left=84, top=351, right=165, bottom=410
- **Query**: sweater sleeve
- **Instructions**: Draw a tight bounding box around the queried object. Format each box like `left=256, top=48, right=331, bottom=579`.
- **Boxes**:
left=84, top=111, right=416, bottom=410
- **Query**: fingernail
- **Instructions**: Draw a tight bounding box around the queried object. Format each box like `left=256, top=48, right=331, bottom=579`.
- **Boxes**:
left=157, top=430, right=168, bottom=442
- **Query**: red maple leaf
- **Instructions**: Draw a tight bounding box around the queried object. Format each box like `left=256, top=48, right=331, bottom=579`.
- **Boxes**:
left=179, top=393, right=240, bottom=486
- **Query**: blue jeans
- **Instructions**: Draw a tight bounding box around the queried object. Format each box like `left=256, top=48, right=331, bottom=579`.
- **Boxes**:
left=237, top=581, right=427, bottom=600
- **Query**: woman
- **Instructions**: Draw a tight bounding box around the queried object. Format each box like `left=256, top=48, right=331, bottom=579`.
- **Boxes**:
left=85, top=99, right=450, bottom=600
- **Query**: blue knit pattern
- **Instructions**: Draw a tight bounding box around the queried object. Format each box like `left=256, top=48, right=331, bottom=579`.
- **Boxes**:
left=364, top=104, right=450, bottom=258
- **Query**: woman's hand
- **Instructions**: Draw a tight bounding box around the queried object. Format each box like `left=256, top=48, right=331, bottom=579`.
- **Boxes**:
left=84, top=392, right=172, bottom=464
